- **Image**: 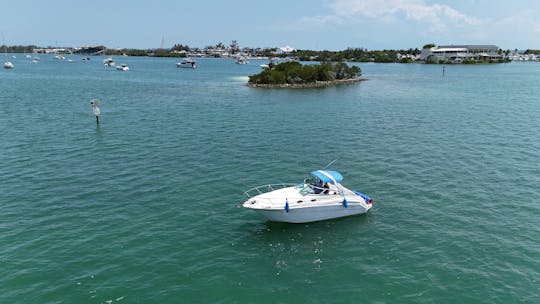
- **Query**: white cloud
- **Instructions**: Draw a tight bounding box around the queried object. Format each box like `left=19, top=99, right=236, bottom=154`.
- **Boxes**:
left=496, top=11, right=540, bottom=33
left=470, top=10, right=540, bottom=48
left=294, top=0, right=540, bottom=49
left=304, top=0, right=481, bottom=30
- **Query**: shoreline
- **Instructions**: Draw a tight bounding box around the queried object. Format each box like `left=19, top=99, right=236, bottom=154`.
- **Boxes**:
left=246, top=77, right=367, bottom=89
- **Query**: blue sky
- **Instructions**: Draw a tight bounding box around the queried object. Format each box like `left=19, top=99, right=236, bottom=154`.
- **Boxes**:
left=2, top=0, right=540, bottom=50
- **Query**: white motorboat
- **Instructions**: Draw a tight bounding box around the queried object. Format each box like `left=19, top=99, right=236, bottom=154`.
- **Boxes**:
left=260, top=59, right=277, bottom=70
left=2, top=36, right=14, bottom=68
left=235, top=56, right=248, bottom=64
left=103, top=57, right=115, bottom=67
left=242, top=170, right=373, bottom=223
left=176, top=58, right=197, bottom=68
left=116, top=63, right=129, bottom=71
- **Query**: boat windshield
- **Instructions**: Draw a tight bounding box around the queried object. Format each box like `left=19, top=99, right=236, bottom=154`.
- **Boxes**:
left=299, top=184, right=314, bottom=196
left=301, top=175, right=325, bottom=195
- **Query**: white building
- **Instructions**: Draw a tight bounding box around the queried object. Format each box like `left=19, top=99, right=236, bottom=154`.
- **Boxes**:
left=419, top=45, right=502, bottom=62
left=276, top=46, right=296, bottom=54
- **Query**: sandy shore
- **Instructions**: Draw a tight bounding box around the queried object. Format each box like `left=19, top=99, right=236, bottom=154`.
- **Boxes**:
left=246, top=77, right=367, bottom=89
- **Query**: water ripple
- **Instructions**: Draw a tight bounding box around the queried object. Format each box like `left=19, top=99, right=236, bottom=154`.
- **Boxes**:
left=2, top=59, right=540, bottom=303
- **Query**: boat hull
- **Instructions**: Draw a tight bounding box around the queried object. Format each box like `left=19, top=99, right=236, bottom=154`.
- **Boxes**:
left=250, top=203, right=371, bottom=223
left=177, top=63, right=196, bottom=68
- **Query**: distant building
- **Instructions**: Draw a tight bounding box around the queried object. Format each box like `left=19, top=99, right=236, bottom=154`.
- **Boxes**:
left=33, top=47, right=73, bottom=54
left=420, top=45, right=502, bottom=62
left=276, top=46, right=296, bottom=54
left=73, top=46, right=105, bottom=55
left=204, top=47, right=230, bottom=58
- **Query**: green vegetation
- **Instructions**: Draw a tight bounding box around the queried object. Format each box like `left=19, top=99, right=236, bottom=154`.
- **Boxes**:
left=524, top=49, right=540, bottom=54
left=104, top=48, right=149, bottom=56
left=248, top=61, right=361, bottom=85
left=1, top=45, right=37, bottom=53
left=293, top=47, right=420, bottom=63
left=102, top=48, right=184, bottom=57
left=171, top=44, right=190, bottom=52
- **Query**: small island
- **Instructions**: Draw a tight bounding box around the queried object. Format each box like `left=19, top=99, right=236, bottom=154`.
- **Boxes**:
left=247, top=61, right=364, bottom=88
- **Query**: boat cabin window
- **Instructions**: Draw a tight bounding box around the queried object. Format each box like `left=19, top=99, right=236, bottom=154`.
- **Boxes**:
left=302, top=175, right=326, bottom=195
left=304, top=176, right=318, bottom=187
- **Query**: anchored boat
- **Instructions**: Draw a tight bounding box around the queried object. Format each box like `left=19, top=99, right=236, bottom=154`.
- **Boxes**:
left=116, top=63, right=129, bottom=71
left=242, top=170, right=373, bottom=223
left=3, top=61, right=14, bottom=69
left=176, top=58, right=197, bottom=68
left=103, top=57, right=115, bottom=67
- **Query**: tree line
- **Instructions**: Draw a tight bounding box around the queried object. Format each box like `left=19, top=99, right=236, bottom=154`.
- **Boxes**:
left=292, top=48, right=421, bottom=63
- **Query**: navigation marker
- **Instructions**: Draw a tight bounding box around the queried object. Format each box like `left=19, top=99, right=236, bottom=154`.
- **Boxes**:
left=90, top=99, right=101, bottom=124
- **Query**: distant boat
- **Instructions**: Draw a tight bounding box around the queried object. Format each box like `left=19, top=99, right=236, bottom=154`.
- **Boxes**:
left=260, top=58, right=277, bottom=69
left=53, top=54, right=65, bottom=60
left=103, top=57, right=115, bottom=67
left=2, top=35, right=13, bottom=69
left=176, top=58, right=197, bottom=68
left=235, top=56, right=248, bottom=64
left=116, top=63, right=129, bottom=71
left=3, top=61, right=14, bottom=69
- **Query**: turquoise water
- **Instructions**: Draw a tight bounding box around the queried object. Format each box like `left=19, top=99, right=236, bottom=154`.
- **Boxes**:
left=1, top=56, right=539, bottom=303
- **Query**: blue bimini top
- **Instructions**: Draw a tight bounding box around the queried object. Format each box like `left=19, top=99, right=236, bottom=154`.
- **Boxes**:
left=310, top=170, right=344, bottom=184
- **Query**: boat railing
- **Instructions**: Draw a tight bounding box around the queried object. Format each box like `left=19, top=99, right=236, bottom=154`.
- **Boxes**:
left=243, top=183, right=297, bottom=198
